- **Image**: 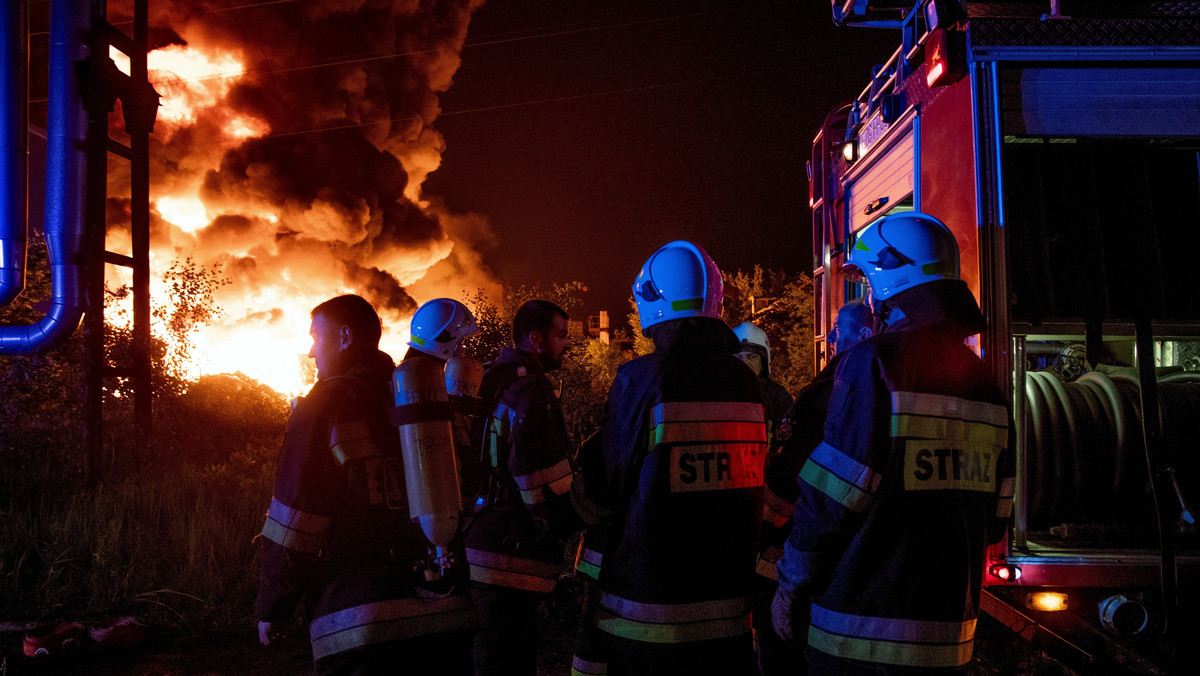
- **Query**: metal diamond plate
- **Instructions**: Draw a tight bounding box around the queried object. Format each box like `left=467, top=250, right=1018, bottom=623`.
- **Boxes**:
left=970, top=17, right=1200, bottom=46
left=968, top=1, right=1200, bottom=18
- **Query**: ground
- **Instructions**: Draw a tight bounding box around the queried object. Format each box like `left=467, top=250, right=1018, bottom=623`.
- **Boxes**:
left=0, top=600, right=1076, bottom=676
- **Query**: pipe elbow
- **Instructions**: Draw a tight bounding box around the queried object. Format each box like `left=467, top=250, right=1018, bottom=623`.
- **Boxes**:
left=0, top=300, right=84, bottom=355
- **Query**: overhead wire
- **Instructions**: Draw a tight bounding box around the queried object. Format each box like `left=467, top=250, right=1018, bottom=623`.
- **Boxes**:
left=29, top=3, right=792, bottom=146
left=34, top=4, right=760, bottom=86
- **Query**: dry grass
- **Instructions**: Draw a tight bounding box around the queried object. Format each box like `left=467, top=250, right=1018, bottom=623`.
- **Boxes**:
left=0, top=449, right=276, bottom=627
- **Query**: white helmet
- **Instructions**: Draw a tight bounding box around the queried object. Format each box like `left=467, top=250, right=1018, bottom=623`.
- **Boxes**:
left=633, top=240, right=723, bottom=335
left=408, top=298, right=479, bottom=359
left=843, top=211, right=960, bottom=300
left=733, top=321, right=771, bottom=372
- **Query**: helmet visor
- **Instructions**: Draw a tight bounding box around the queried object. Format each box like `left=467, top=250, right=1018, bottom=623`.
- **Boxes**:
left=840, top=262, right=867, bottom=284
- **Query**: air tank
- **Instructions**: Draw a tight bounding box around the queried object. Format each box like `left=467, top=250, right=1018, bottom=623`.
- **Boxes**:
left=392, top=354, right=463, bottom=577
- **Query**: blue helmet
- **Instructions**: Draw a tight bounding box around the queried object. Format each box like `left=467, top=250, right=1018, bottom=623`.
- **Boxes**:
left=408, top=298, right=479, bottom=359
left=843, top=211, right=960, bottom=300
left=633, top=240, right=723, bottom=335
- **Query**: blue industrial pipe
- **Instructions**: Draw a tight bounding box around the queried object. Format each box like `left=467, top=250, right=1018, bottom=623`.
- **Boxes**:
left=0, top=0, right=26, bottom=306
left=0, top=0, right=88, bottom=354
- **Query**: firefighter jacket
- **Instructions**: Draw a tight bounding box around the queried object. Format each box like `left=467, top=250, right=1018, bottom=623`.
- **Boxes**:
left=777, top=280, right=1015, bottom=671
left=756, top=354, right=841, bottom=581
left=256, top=350, right=474, bottom=663
left=759, top=373, right=794, bottom=448
left=578, top=317, right=767, bottom=650
left=464, top=346, right=579, bottom=594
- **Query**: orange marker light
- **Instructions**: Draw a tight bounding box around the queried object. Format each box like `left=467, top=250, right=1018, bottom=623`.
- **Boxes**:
left=1026, top=592, right=1069, bottom=612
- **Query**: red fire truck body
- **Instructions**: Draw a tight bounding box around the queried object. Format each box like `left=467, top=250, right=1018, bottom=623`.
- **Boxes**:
left=810, top=2, right=1200, bottom=671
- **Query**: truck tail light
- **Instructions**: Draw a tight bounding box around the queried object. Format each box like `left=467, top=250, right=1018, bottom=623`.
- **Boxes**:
left=988, top=563, right=1021, bottom=581
left=925, top=28, right=964, bottom=88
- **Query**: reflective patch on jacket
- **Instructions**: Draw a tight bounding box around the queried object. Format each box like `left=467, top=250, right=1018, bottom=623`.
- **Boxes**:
left=309, top=595, right=476, bottom=660
left=892, top=392, right=1008, bottom=493
left=260, top=497, right=330, bottom=553
left=596, top=592, right=752, bottom=644
left=808, top=603, right=975, bottom=668
left=651, top=402, right=767, bottom=494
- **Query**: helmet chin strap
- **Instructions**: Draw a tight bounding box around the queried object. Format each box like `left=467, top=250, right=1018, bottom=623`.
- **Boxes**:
left=873, top=299, right=893, bottom=334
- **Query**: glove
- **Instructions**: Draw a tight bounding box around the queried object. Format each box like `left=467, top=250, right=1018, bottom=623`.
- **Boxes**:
left=771, top=588, right=795, bottom=641
left=772, top=541, right=816, bottom=642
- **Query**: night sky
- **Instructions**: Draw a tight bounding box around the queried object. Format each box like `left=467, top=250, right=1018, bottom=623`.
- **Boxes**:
left=426, top=1, right=898, bottom=319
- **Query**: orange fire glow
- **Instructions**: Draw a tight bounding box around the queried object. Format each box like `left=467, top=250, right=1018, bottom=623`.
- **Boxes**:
left=103, top=16, right=497, bottom=397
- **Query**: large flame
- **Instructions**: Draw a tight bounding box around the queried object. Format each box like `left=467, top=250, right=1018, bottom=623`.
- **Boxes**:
left=102, top=2, right=495, bottom=396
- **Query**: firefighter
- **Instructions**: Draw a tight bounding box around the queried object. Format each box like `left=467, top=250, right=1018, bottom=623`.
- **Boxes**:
left=733, top=321, right=794, bottom=446
left=464, top=299, right=580, bottom=676
left=771, top=213, right=1015, bottom=675
left=754, top=300, right=872, bottom=676
left=256, top=295, right=475, bottom=676
left=404, top=297, right=478, bottom=363
left=575, top=240, right=767, bottom=676
left=403, top=297, right=483, bottom=506
left=567, top=430, right=615, bottom=676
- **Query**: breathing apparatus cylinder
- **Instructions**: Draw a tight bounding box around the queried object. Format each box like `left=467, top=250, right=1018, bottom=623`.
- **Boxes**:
left=392, top=355, right=463, bottom=557
left=445, top=355, right=484, bottom=400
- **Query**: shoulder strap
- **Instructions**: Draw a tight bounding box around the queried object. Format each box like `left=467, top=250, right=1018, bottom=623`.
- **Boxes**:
left=475, top=363, right=539, bottom=505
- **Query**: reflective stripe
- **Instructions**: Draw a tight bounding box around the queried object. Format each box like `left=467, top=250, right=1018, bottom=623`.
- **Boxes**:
left=514, top=458, right=574, bottom=504
left=570, top=478, right=616, bottom=526
left=597, top=593, right=752, bottom=644
left=651, top=402, right=768, bottom=446
left=654, top=401, right=766, bottom=424
left=892, top=391, right=1008, bottom=428
left=893, top=415, right=1008, bottom=448
left=330, top=420, right=379, bottom=465
left=653, top=420, right=767, bottom=445
left=576, top=546, right=603, bottom=580
left=800, top=442, right=881, bottom=512
left=809, top=604, right=975, bottom=668
left=576, top=559, right=601, bottom=581
left=521, top=473, right=573, bottom=504
left=571, top=655, right=608, bottom=675
left=580, top=546, right=603, bottom=568
left=309, top=595, right=475, bottom=660
left=513, top=458, right=572, bottom=491
left=671, top=298, right=704, bottom=311
left=260, top=498, right=330, bottom=553
left=762, top=486, right=794, bottom=528
left=466, top=548, right=560, bottom=593
left=484, top=403, right=517, bottom=468
left=755, top=546, right=783, bottom=581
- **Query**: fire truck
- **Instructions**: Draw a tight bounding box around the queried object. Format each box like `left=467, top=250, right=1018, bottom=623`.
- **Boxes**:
left=809, top=1, right=1199, bottom=672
